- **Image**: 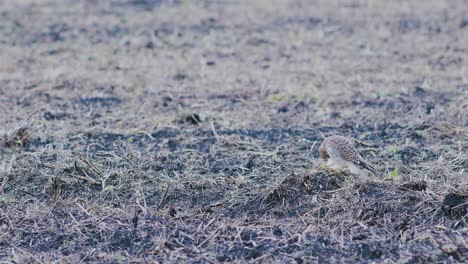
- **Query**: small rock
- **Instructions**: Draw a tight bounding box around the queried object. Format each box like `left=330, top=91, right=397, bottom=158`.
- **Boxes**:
left=177, top=112, right=205, bottom=125
left=162, top=96, right=173, bottom=107
left=277, top=106, right=289, bottom=113
left=145, top=41, right=155, bottom=49
left=413, top=86, right=426, bottom=96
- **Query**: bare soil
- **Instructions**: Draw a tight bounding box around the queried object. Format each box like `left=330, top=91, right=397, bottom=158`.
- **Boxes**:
left=0, top=0, right=467, bottom=263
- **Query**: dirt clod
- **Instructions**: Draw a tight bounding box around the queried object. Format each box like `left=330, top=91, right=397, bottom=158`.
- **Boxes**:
left=399, top=180, right=427, bottom=191
left=442, top=193, right=468, bottom=219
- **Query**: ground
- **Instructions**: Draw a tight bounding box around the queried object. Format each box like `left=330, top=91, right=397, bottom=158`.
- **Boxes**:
left=0, top=0, right=467, bottom=263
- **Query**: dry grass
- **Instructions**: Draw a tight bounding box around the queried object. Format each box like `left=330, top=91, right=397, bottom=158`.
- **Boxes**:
left=0, top=0, right=467, bottom=263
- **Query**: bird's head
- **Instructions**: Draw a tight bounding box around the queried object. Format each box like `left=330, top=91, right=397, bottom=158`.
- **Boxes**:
left=318, top=144, right=329, bottom=159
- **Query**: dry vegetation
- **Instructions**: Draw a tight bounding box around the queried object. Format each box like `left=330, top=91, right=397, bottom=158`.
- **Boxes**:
left=0, top=0, right=467, bottom=263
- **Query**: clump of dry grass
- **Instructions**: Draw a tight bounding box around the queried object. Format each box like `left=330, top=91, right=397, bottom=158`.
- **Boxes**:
left=260, top=168, right=345, bottom=208
left=1, top=123, right=31, bottom=149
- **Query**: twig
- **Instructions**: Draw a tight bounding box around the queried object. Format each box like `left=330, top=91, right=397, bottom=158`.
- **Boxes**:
left=210, top=121, right=219, bottom=140
left=198, top=227, right=221, bottom=247
left=203, top=217, right=217, bottom=232
left=78, top=156, right=103, bottom=177
left=0, top=175, right=9, bottom=193
left=249, top=253, right=271, bottom=263
left=156, top=184, right=170, bottom=210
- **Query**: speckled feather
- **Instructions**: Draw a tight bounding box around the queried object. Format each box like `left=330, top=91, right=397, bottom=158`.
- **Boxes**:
left=319, top=135, right=377, bottom=174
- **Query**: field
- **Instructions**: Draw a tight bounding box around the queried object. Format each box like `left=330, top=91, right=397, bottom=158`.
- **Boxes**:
left=0, top=0, right=467, bottom=263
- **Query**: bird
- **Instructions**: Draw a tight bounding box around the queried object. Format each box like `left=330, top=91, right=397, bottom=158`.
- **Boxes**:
left=318, top=135, right=377, bottom=175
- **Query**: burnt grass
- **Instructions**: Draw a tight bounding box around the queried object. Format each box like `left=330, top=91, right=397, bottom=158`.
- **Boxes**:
left=1, top=0, right=467, bottom=263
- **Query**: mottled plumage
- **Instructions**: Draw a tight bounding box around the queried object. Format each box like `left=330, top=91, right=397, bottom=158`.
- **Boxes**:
left=319, top=135, right=377, bottom=175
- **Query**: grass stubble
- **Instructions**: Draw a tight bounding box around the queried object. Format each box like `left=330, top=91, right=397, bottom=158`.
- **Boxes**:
left=0, top=0, right=467, bottom=263
left=0, top=113, right=466, bottom=263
